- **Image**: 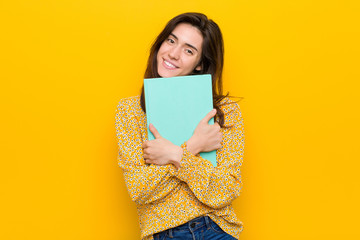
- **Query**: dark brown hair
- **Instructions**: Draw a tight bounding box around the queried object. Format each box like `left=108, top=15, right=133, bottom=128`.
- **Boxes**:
left=140, top=12, right=229, bottom=127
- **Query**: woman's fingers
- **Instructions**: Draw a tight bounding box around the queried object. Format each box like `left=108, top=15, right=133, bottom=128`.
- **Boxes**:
left=201, top=109, right=216, bottom=124
left=188, top=109, right=223, bottom=153
left=149, top=123, right=162, bottom=139
left=214, top=121, right=221, bottom=129
left=144, top=154, right=153, bottom=162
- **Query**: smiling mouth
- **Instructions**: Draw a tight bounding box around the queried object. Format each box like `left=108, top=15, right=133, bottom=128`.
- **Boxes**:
left=163, top=58, right=179, bottom=69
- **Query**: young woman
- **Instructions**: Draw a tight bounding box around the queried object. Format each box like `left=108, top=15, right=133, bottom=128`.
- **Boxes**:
left=115, top=12, right=245, bottom=240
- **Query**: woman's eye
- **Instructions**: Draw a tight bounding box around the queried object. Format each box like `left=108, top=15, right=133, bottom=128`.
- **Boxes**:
left=167, top=38, right=175, bottom=44
left=185, top=49, right=193, bottom=55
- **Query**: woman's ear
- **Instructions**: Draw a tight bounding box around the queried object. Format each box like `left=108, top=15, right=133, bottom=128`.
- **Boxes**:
left=195, top=65, right=202, bottom=71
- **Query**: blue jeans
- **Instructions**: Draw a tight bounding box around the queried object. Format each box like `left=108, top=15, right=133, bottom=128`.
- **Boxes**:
left=153, top=216, right=237, bottom=240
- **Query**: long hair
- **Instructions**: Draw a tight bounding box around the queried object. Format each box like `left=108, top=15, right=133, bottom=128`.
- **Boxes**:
left=140, top=12, right=229, bottom=127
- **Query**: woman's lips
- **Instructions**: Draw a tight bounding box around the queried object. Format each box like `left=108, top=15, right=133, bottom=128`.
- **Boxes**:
left=162, top=58, right=178, bottom=70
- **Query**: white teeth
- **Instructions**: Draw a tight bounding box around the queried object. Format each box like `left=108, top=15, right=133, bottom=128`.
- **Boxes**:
left=164, top=60, right=176, bottom=68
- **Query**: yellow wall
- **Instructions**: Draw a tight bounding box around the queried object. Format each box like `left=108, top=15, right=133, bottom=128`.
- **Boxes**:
left=1, top=0, right=359, bottom=239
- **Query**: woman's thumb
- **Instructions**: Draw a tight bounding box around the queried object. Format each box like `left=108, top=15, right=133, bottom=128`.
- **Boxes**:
left=201, top=109, right=216, bottom=124
left=149, top=123, right=162, bottom=139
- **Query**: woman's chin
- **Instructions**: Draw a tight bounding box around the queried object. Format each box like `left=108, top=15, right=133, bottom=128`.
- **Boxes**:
left=157, top=69, right=178, bottom=78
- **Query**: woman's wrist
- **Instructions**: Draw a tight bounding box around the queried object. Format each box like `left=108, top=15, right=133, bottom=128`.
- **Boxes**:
left=170, top=146, right=183, bottom=169
left=186, top=136, right=201, bottom=156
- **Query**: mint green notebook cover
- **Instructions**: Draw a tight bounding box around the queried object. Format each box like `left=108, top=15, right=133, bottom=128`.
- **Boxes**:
left=144, top=74, right=216, bottom=166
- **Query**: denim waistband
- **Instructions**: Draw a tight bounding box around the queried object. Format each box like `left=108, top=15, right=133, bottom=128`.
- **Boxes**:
left=161, top=215, right=211, bottom=237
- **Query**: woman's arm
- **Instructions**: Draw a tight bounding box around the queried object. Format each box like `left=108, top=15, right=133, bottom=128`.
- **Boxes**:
left=115, top=99, right=179, bottom=205
left=142, top=109, right=221, bottom=168
left=174, top=102, right=245, bottom=209
left=146, top=101, right=244, bottom=209
left=142, top=123, right=183, bottom=169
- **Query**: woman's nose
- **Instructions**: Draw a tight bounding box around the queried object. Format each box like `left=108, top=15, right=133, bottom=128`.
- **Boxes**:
left=168, top=46, right=180, bottom=60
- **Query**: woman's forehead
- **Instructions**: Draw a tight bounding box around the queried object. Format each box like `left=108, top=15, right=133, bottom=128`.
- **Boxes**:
left=171, top=23, right=203, bottom=49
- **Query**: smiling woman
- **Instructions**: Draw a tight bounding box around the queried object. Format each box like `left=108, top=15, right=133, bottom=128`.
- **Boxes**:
left=115, top=12, right=245, bottom=240
left=156, top=23, right=203, bottom=78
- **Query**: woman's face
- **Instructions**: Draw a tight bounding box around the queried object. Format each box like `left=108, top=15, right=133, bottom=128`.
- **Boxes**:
left=157, top=23, right=203, bottom=78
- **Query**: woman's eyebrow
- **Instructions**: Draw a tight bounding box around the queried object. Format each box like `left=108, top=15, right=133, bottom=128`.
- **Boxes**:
left=170, top=33, right=199, bottom=52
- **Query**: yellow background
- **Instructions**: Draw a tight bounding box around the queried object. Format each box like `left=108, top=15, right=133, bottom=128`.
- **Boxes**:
left=1, top=0, right=359, bottom=239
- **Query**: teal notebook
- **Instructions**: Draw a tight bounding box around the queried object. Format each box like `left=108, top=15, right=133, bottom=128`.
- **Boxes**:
left=144, top=74, right=216, bottom=166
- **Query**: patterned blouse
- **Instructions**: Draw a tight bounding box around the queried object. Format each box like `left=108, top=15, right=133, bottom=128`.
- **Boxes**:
left=115, top=95, right=245, bottom=240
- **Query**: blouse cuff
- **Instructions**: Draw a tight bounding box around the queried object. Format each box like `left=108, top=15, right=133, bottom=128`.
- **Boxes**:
left=174, top=142, right=214, bottom=182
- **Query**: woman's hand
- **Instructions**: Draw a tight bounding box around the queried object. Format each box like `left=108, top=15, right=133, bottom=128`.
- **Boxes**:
left=186, top=109, right=222, bottom=156
left=142, top=123, right=183, bottom=169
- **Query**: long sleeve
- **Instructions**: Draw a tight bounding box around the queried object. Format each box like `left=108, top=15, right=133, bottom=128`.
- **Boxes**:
left=115, top=98, right=179, bottom=205
left=115, top=96, right=244, bottom=240
left=174, top=101, right=245, bottom=209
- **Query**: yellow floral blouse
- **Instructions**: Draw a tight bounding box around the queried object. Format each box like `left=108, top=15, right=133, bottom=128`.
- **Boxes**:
left=115, top=95, right=245, bottom=240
